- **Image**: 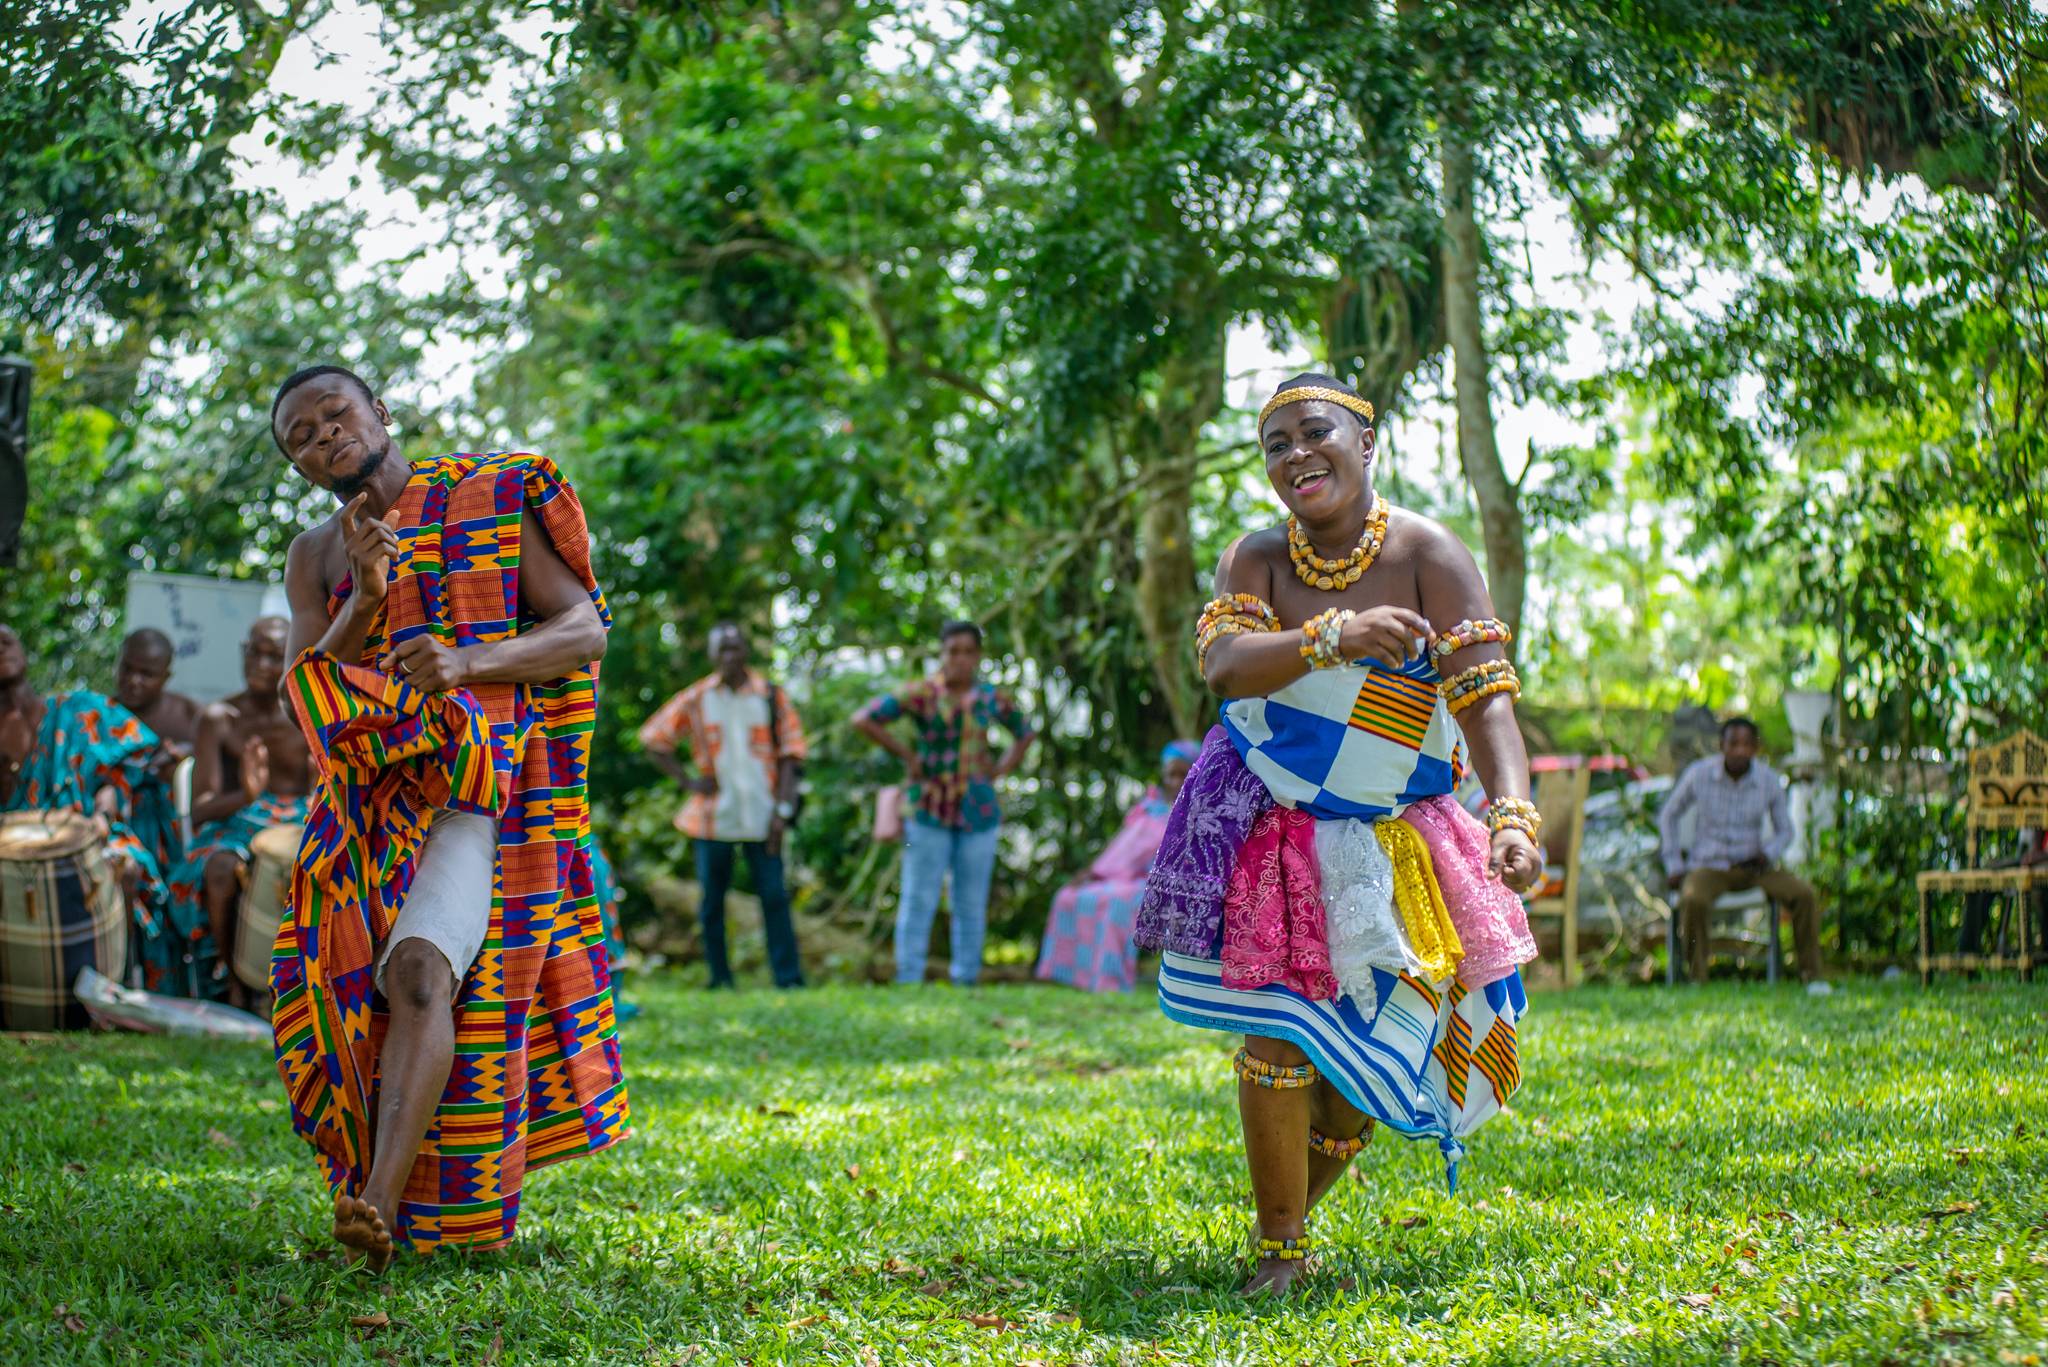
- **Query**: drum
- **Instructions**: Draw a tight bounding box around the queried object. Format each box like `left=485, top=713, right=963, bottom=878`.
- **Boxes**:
left=0, top=810, right=127, bottom=1031
left=235, top=824, right=301, bottom=992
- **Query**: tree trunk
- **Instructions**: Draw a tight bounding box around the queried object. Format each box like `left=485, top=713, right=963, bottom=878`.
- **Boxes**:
left=1134, top=336, right=1226, bottom=740
left=1439, top=125, right=1527, bottom=638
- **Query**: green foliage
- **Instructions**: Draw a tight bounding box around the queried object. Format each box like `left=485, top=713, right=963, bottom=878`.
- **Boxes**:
left=3, top=979, right=2045, bottom=1363
left=0, top=0, right=306, bottom=330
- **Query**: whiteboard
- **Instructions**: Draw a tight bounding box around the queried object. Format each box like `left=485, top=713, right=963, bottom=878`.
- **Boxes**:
left=123, top=572, right=290, bottom=703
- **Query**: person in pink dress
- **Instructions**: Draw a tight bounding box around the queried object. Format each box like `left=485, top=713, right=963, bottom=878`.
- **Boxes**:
left=1035, top=741, right=1198, bottom=993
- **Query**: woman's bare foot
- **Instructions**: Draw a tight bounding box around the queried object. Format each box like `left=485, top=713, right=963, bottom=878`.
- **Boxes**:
left=332, top=1192, right=394, bottom=1272
left=1239, top=1254, right=1311, bottom=1298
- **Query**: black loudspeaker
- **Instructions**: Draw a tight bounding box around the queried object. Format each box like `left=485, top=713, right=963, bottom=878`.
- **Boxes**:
left=0, top=356, right=26, bottom=569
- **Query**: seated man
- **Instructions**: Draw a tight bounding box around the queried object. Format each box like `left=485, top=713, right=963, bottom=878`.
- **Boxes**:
left=1035, top=739, right=1195, bottom=993
left=1, top=622, right=180, bottom=942
left=1659, top=715, right=1823, bottom=984
left=165, top=617, right=313, bottom=1006
left=113, top=628, right=201, bottom=774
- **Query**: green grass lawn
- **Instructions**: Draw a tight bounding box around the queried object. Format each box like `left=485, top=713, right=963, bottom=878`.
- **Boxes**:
left=3, top=976, right=2044, bottom=1365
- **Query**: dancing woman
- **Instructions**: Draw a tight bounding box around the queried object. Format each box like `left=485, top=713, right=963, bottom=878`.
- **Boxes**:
left=1135, top=374, right=1542, bottom=1296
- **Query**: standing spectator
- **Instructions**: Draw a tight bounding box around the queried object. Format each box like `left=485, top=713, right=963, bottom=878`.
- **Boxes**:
left=1660, top=716, right=1824, bottom=985
left=639, top=622, right=807, bottom=989
left=855, top=621, right=1036, bottom=986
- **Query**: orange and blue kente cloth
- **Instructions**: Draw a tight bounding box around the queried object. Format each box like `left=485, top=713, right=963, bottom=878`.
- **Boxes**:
left=270, top=452, right=628, bottom=1253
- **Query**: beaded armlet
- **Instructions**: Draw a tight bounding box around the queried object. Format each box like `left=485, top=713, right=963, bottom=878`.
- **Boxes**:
left=1197, top=594, right=1279, bottom=669
left=1441, top=658, right=1521, bottom=715
left=1431, top=617, right=1512, bottom=658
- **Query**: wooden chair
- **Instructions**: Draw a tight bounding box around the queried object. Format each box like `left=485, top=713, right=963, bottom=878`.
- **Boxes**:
left=1918, top=729, right=2048, bottom=984
left=1524, top=765, right=1591, bottom=987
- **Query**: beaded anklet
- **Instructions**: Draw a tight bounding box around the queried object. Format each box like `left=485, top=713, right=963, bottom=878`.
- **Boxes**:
left=1309, top=1123, right=1373, bottom=1159
left=1255, top=1235, right=1312, bottom=1262
left=1233, top=1047, right=1318, bottom=1090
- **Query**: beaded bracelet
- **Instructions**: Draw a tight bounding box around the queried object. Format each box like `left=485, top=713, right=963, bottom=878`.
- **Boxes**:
left=1297, top=607, right=1353, bottom=670
left=1309, top=1123, right=1373, bottom=1159
left=1431, top=617, right=1513, bottom=658
left=1486, top=797, right=1542, bottom=842
left=1233, top=1047, right=1319, bottom=1090
left=1255, top=1236, right=1312, bottom=1262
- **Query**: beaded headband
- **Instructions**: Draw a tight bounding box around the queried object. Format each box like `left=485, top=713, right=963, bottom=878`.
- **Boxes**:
left=1258, top=385, right=1376, bottom=434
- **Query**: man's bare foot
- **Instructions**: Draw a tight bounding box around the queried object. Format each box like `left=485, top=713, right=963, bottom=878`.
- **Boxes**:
left=332, top=1192, right=394, bottom=1273
left=1239, top=1254, right=1311, bottom=1298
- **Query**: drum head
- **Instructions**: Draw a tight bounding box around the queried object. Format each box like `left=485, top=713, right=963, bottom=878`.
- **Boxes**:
left=0, top=810, right=101, bottom=861
left=250, top=824, right=302, bottom=862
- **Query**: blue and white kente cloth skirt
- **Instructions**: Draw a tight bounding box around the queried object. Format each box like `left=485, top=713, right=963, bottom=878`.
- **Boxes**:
left=1137, top=654, right=1538, bottom=1191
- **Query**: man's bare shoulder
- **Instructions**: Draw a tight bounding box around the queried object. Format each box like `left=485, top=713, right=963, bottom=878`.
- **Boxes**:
left=286, top=516, right=345, bottom=589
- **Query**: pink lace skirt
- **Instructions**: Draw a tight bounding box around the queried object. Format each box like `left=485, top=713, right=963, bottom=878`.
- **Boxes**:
left=1219, top=807, right=1337, bottom=999
left=1398, top=796, right=1538, bottom=987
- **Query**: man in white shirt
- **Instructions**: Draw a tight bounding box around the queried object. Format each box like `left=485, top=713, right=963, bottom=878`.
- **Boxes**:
left=1659, top=716, right=1822, bottom=984
left=639, top=623, right=807, bottom=988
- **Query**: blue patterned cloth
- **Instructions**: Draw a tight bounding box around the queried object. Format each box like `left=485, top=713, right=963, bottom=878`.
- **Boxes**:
left=1220, top=651, right=1465, bottom=822
left=1158, top=950, right=1528, bottom=1191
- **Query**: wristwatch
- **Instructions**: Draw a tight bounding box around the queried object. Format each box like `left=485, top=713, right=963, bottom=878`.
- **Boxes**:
left=774, top=800, right=797, bottom=821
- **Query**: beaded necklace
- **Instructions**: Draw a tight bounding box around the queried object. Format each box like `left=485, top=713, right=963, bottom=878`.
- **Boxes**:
left=1287, top=493, right=1389, bottom=591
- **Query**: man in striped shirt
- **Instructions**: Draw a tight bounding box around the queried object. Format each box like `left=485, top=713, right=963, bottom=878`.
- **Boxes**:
left=1659, top=716, right=1822, bottom=983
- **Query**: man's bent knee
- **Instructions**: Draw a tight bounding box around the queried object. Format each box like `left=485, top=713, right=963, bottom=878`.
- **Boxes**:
left=202, top=851, right=245, bottom=894
left=383, top=939, right=455, bottom=1013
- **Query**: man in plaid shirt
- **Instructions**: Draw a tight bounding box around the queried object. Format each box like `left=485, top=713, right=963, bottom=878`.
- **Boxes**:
left=639, top=623, right=807, bottom=989
left=1659, top=716, right=1823, bottom=984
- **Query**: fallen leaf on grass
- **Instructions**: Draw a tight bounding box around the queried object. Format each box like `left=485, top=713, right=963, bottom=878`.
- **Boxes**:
left=785, top=1314, right=824, bottom=1329
left=1923, top=1202, right=1980, bottom=1220
left=843, top=1165, right=861, bottom=1179
left=60, top=1311, right=87, bottom=1334
left=63, top=1162, right=86, bottom=1174
left=917, top=1278, right=955, bottom=1296
left=206, top=1128, right=240, bottom=1151
left=350, top=1312, right=390, bottom=1332
left=482, top=1331, right=503, bottom=1364
left=961, top=1312, right=1015, bottom=1331
left=1399, top=1216, right=1428, bottom=1230
left=1676, top=1293, right=1715, bottom=1309
left=861, top=1187, right=879, bottom=1201
left=1048, top=1311, right=1080, bottom=1324
left=882, top=1257, right=925, bottom=1279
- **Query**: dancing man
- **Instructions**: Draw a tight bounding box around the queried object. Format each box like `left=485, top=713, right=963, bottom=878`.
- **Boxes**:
left=162, top=617, right=313, bottom=1006
left=273, top=364, right=626, bottom=1269
left=1136, top=375, right=1542, bottom=1295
